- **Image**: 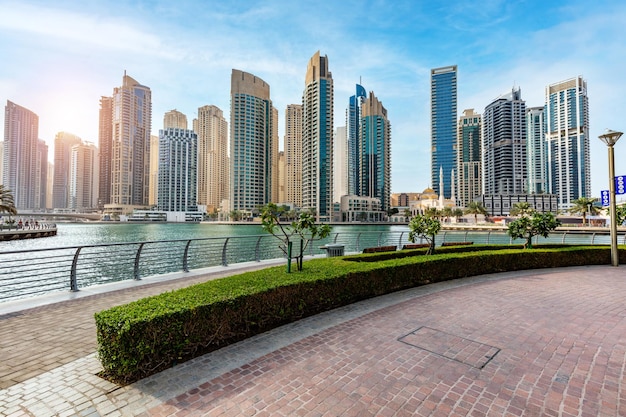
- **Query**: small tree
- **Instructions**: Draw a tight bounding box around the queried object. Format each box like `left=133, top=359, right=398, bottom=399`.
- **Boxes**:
left=608, top=205, right=626, bottom=227
left=408, top=214, right=441, bottom=255
left=229, top=210, right=242, bottom=222
left=507, top=211, right=561, bottom=249
left=569, top=197, right=599, bottom=225
left=452, top=208, right=464, bottom=222
left=261, top=203, right=331, bottom=272
left=441, top=206, right=453, bottom=223
left=509, top=202, right=534, bottom=217
left=0, top=185, right=17, bottom=218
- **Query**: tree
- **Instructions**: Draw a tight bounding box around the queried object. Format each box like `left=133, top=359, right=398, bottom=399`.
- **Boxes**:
left=0, top=185, right=17, bottom=217
left=229, top=210, right=242, bottom=221
left=569, top=197, right=599, bottom=226
left=464, top=201, right=488, bottom=224
left=453, top=208, right=464, bottom=222
left=261, top=203, right=331, bottom=272
left=403, top=208, right=412, bottom=222
left=507, top=211, right=561, bottom=249
left=441, top=206, right=453, bottom=223
left=608, top=205, right=626, bottom=227
left=509, top=202, right=534, bottom=217
left=408, top=214, right=441, bottom=255
left=424, top=207, right=440, bottom=219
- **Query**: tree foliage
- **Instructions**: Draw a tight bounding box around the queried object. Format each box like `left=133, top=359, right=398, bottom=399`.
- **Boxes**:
left=0, top=185, right=17, bottom=216
left=509, top=202, right=533, bottom=217
left=569, top=197, right=599, bottom=225
left=408, top=214, right=441, bottom=255
left=464, top=201, right=488, bottom=223
left=260, top=203, right=331, bottom=272
left=507, top=211, right=561, bottom=249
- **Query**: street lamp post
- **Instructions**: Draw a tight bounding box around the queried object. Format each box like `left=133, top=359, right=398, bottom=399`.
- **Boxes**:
left=598, top=129, right=623, bottom=267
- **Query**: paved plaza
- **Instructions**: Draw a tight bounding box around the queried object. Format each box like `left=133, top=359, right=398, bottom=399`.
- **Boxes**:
left=0, top=264, right=625, bottom=416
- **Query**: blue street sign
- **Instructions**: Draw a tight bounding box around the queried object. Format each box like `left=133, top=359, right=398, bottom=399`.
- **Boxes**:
left=616, top=175, right=626, bottom=195
left=601, top=190, right=610, bottom=206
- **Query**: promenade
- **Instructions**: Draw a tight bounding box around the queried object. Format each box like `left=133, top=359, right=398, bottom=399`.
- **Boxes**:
left=0, top=263, right=625, bottom=416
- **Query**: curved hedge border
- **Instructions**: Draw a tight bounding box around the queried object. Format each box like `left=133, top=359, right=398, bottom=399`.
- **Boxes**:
left=95, top=246, right=622, bottom=384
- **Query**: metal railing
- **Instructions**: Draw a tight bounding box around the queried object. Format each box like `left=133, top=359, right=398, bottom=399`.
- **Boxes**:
left=0, top=229, right=624, bottom=303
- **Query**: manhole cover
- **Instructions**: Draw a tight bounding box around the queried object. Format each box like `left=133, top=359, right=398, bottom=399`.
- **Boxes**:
left=399, top=326, right=500, bottom=369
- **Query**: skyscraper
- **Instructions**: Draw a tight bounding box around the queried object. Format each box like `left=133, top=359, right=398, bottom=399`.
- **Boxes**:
left=457, top=109, right=482, bottom=207
left=482, top=88, right=527, bottom=195
left=164, top=109, right=188, bottom=130
left=52, top=131, right=82, bottom=209
left=431, top=65, right=458, bottom=199
left=347, top=84, right=367, bottom=196
left=230, top=69, right=274, bottom=214
left=284, top=104, right=303, bottom=207
left=302, top=51, right=334, bottom=221
left=360, top=92, right=391, bottom=211
left=98, top=96, right=113, bottom=210
left=3, top=100, right=47, bottom=210
left=196, top=105, right=229, bottom=212
left=545, top=77, right=590, bottom=209
left=148, top=134, right=159, bottom=207
left=526, top=106, right=547, bottom=194
left=333, top=126, right=347, bottom=203
left=270, top=106, right=279, bottom=204
left=157, top=127, right=198, bottom=212
left=109, top=73, right=152, bottom=207
left=69, top=142, right=99, bottom=210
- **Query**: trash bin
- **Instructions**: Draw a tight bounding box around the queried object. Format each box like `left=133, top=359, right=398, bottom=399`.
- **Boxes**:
left=324, top=244, right=345, bottom=257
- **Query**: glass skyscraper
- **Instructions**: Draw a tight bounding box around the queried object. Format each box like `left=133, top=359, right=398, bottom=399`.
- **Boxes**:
left=302, top=51, right=334, bottom=221
left=430, top=65, right=457, bottom=199
left=526, top=106, right=547, bottom=194
left=347, top=84, right=367, bottom=196
left=457, top=109, right=481, bottom=207
left=157, top=127, right=198, bottom=212
left=545, top=77, right=590, bottom=209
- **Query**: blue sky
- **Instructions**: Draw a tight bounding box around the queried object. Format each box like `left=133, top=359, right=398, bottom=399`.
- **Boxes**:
left=1, top=0, right=625, bottom=198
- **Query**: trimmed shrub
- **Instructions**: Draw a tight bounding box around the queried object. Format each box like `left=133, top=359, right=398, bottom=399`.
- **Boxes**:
left=95, top=246, right=619, bottom=384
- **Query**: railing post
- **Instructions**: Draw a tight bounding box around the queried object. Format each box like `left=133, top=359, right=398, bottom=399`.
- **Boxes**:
left=182, top=240, right=192, bottom=272
left=70, top=247, right=82, bottom=292
left=255, top=236, right=262, bottom=262
left=398, top=231, right=404, bottom=248
left=377, top=232, right=382, bottom=247
left=591, top=233, right=596, bottom=245
left=222, top=238, right=229, bottom=266
left=487, top=231, right=491, bottom=244
left=134, top=243, right=145, bottom=280
left=333, top=232, right=339, bottom=243
left=562, top=232, right=566, bottom=244
left=356, top=233, right=361, bottom=252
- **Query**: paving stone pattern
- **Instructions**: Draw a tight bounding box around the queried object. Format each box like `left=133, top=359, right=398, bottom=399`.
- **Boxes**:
left=0, top=265, right=625, bottom=416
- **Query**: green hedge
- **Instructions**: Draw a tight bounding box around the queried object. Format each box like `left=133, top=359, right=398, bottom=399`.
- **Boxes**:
left=95, top=246, right=621, bottom=384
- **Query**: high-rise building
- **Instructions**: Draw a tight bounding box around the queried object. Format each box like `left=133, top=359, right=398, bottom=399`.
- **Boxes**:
left=164, top=109, right=188, bottom=130
left=3, top=100, right=47, bottom=210
left=109, top=73, right=152, bottom=207
left=482, top=88, right=527, bottom=195
left=230, top=69, right=274, bottom=214
left=360, top=92, right=391, bottom=211
left=431, top=65, right=458, bottom=199
left=278, top=151, right=286, bottom=204
left=196, top=105, right=229, bottom=213
left=284, top=104, right=303, bottom=207
left=270, top=106, right=279, bottom=203
left=347, top=84, right=367, bottom=196
left=157, top=128, right=198, bottom=212
left=98, top=96, right=113, bottom=209
left=0, top=141, right=3, bottom=186
left=526, top=107, right=546, bottom=194
left=457, top=109, right=482, bottom=207
left=545, top=77, right=590, bottom=209
left=333, top=126, right=347, bottom=203
left=69, top=142, right=99, bottom=210
left=302, top=51, right=334, bottom=221
left=52, top=131, right=82, bottom=209
left=148, top=134, right=159, bottom=206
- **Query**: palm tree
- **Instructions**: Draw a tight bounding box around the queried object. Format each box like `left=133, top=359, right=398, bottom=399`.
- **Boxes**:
left=0, top=185, right=17, bottom=217
left=441, top=206, right=453, bottom=223
left=453, top=208, right=464, bottom=222
left=509, top=202, right=534, bottom=217
left=424, top=207, right=440, bottom=219
left=569, top=197, right=599, bottom=226
left=464, top=201, right=488, bottom=224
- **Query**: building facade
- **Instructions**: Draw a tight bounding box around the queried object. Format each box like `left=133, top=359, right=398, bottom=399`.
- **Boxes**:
left=270, top=106, right=279, bottom=204
left=526, top=106, right=547, bottom=194
left=482, top=87, right=527, bottom=195
left=148, top=134, right=159, bottom=207
left=163, top=109, right=188, bottom=130
left=431, top=65, right=458, bottom=199
left=545, top=77, right=590, bottom=209
left=230, top=69, right=274, bottom=214
left=333, top=126, right=348, bottom=203
left=69, top=142, right=99, bottom=211
left=284, top=104, right=303, bottom=207
left=3, top=100, right=47, bottom=210
left=457, top=109, right=482, bottom=207
left=52, top=132, right=82, bottom=209
left=98, top=96, right=113, bottom=210
left=196, top=105, right=229, bottom=213
left=347, top=84, right=367, bottom=196
left=157, top=128, right=198, bottom=212
left=107, top=73, right=152, bottom=207
left=360, top=92, right=391, bottom=212
left=302, top=51, right=334, bottom=221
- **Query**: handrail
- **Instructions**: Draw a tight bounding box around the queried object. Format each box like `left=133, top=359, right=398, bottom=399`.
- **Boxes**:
left=0, top=229, right=623, bottom=304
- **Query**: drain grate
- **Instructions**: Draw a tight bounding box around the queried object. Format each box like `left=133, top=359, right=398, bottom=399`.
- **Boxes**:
left=399, top=326, right=500, bottom=369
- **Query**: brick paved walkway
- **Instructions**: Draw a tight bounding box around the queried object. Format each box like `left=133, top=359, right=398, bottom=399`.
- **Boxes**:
left=1, top=265, right=625, bottom=416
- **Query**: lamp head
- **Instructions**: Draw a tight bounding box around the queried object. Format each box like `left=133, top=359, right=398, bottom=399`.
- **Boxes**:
left=598, top=129, right=623, bottom=147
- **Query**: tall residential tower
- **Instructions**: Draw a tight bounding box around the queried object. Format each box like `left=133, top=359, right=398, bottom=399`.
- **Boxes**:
left=431, top=65, right=457, bottom=199
left=284, top=104, right=303, bottom=207
left=302, top=51, right=334, bottom=221
left=196, top=105, right=229, bottom=213
left=457, top=109, right=482, bottom=207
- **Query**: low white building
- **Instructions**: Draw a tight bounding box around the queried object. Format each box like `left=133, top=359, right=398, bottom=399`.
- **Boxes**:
left=340, top=195, right=386, bottom=222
